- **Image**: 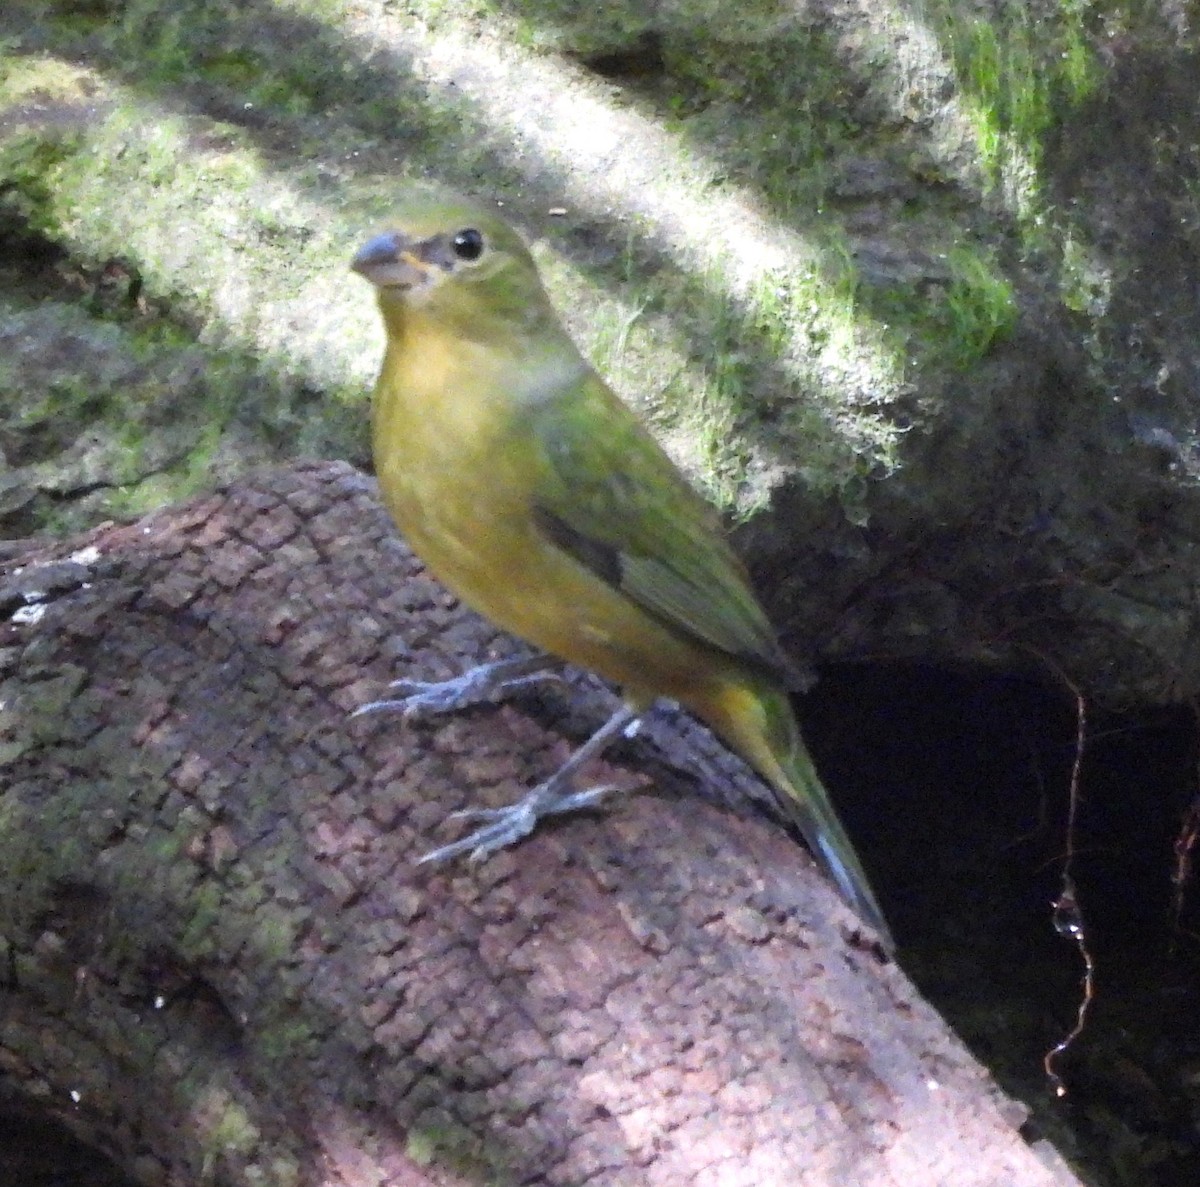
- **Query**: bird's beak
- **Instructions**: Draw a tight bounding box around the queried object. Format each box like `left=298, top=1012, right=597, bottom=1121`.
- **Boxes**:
left=351, top=232, right=430, bottom=292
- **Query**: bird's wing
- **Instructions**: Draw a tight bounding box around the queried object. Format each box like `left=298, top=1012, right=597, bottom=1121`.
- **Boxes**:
left=524, top=370, right=795, bottom=683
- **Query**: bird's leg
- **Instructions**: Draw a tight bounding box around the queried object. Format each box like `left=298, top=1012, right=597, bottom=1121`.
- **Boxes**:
left=352, top=652, right=562, bottom=720
left=419, top=703, right=642, bottom=863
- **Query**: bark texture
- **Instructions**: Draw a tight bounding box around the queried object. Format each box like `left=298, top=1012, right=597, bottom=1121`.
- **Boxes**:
left=1, top=461, right=1080, bottom=1186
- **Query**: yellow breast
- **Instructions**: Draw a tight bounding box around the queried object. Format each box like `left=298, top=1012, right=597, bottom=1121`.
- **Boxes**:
left=369, top=318, right=723, bottom=704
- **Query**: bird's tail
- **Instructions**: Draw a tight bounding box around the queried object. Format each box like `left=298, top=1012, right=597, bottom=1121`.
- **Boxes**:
left=704, top=678, right=894, bottom=952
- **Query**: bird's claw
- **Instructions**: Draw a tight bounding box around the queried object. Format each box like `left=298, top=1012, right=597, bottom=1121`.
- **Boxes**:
left=351, top=658, right=562, bottom=721
left=417, top=804, right=539, bottom=864
left=418, top=784, right=622, bottom=864
left=351, top=676, right=484, bottom=720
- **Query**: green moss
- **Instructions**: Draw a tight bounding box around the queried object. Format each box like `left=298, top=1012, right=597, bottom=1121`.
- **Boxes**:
left=252, top=1013, right=315, bottom=1063
left=34, top=0, right=457, bottom=147
left=177, top=878, right=225, bottom=959
left=1058, top=229, right=1112, bottom=318
left=0, top=0, right=1028, bottom=534
left=928, top=0, right=1101, bottom=222
left=258, top=1158, right=302, bottom=1187
left=670, top=37, right=861, bottom=219
left=0, top=46, right=90, bottom=98
left=938, top=246, right=1019, bottom=366
left=193, top=1090, right=261, bottom=1182
left=0, top=72, right=378, bottom=533
left=877, top=245, right=1017, bottom=371
left=0, top=292, right=356, bottom=535
left=406, top=1119, right=516, bottom=1186
left=491, top=5, right=863, bottom=220
left=247, top=907, right=302, bottom=965
left=0, top=129, right=82, bottom=237
left=0, top=804, right=53, bottom=939
left=144, top=827, right=187, bottom=865
left=14, top=665, right=88, bottom=739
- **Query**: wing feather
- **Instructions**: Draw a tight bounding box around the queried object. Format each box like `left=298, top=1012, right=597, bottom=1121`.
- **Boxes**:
left=524, top=371, right=796, bottom=684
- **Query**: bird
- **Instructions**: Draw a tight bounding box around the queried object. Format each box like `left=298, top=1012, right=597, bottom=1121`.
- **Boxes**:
left=350, top=192, right=893, bottom=951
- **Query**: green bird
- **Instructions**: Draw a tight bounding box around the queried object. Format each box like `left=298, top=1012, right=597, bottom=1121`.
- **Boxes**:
left=351, top=193, right=892, bottom=951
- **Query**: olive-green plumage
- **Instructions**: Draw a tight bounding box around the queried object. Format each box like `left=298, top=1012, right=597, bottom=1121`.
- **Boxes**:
left=353, top=194, right=892, bottom=949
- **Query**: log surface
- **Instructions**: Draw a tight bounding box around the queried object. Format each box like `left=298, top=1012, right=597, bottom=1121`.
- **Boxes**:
left=0, top=461, right=1079, bottom=1187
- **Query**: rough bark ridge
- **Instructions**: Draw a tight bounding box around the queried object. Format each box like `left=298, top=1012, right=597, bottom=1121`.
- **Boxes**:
left=0, top=461, right=1078, bottom=1186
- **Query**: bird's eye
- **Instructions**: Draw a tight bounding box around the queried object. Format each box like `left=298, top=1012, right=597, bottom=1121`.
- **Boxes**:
left=452, top=228, right=485, bottom=261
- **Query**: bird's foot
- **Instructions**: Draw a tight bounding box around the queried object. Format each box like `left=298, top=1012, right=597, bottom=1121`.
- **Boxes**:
left=418, top=781, right=622, bottom=863
left=417, top=702, right=643, bottom=863
left=352, top=653, right=561, bottom=721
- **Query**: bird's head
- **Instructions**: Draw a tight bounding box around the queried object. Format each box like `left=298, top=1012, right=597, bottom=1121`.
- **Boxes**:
left=351, top=195, right=557, bottom=343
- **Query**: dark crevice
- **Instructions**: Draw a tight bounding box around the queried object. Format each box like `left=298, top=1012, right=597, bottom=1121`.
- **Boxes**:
left=805, top=662, right=1200, bottom=1185
left=0, top=1104, right=135, bottom=1187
